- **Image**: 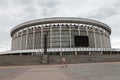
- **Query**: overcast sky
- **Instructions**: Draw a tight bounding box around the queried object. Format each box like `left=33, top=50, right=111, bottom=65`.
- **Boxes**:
left=0, top=0, right=120, bottom=51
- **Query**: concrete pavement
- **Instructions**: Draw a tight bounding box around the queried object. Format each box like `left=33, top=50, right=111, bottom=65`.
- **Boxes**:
left=0, top=62, right=120, bottom=80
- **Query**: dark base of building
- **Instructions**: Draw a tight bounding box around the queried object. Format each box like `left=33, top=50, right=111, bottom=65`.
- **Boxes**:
left=0, top=54, right=120, bottom=66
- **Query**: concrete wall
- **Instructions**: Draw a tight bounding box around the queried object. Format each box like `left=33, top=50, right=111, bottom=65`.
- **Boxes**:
left=0, top=55, right=120, bottom=66
left=49, top=54, right=120, bottom=64
left=0, top=55, right=42, bottom=66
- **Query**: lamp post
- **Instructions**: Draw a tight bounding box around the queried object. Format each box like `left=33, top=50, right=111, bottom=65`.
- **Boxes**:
left=44, top=32, right=48, bottom=55
left=42, top=31, right=48, bottom=64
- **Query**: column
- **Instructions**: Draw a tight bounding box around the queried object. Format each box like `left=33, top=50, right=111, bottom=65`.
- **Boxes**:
left=11, top=38, right=13, bottom=50
left=103, top=30, right=106, bottom=48
left=78, top=25, right=80, bottom=35
left=69, top=25, right=71, bottom=48
left=32, top=26, right=35, bottom=49
left=89, top=52, right=91, bottom=55
left=75, top=52, right=77, bottom=55
left=98, top=28, right=102, bottom=48
left=50, top=25, right=53, bottom=48
left=60, top=24, right=62, bottom=48
left=93, top=26, right=97, bottom=48
left=105, top=32, right=108, bottom=48
left=98, top=28, right=103, bottom=54
left=20, top=29, right=23, bottom=50
left=16, top=31, right=19, bottom=50
left=86, top=25, right=90, bottom=55
left=59, top=24, right=62, bottom=55
left=108, top=34, right=110, bottom=48
left=26, top=28, right=29, bottom=49
left=20, top=29, right=23, bottom=56
left=86, top=25, right=88, bottom=36
left=12, top=34, right=14, bottom=50
left=107, top=34, right=109, bottom=48
left=108, top=36, right=111, bottom=48
left=78, top=25, right=81, bottom=49
left=41, top=26, right=43, bottom=54
left=31, top=26, right=35, bottom=56
left=86, top=25, right=90, bottom=48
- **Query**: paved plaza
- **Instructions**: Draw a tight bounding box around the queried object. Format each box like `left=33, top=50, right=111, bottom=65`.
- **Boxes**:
left=0, top=62, right=120, bottom=80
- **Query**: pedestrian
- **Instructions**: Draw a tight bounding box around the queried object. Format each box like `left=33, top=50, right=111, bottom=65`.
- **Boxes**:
left=62, top=57, right=67, bottom=67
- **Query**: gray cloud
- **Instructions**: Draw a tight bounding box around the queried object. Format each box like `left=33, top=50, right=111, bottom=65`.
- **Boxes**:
left=0, top=0, right=9, bottom=9
left=39, top=0, right=59, bottom=17
left=80, top=0, right=120, bottom=19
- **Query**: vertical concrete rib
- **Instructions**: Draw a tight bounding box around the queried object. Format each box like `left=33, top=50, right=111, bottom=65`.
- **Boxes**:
left=20, top=29, right=23, bottom=50
left=26, top=28, right=28, bottom=49
left=93, top=26, right=97, bottom=48
left=69, top=25, right=72, bottom=48
left=41, top=26, right=43, bottom=53
left=60, top=24, right=62, bottom=48
left=86, top=25, right=89, bottom=49
left=103, top=30, right=106, bottom=48
left=106, top=32, right=108, bottom=48
left=86, top=25, right=88, bottom=36
left=50, top=24, right=53, bottom=48
left=11, top=38, right=13, bottom=50
left=98, top=28, right=102, bottom=48
left=78, top=25, right=80, bottom=35
left=59, top=24, right=62, bottom=55
left=109, top=36, right=111, bottom=48
left=16, top=31, right=19, bottom=50
left=33, top=26, right=35, bottom=49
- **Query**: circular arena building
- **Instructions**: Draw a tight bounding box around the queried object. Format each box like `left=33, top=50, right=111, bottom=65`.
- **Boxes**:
left=1, top=17, right=120, bottom=65
left=9, top=17, right=112, bottom=55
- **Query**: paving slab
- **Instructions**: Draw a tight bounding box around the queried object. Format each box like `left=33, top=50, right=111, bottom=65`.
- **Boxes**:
left=0, top=62, right=120, bottom=80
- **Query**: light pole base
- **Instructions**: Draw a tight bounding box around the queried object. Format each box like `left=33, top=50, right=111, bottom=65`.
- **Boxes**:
left=41, top=55, right=48, bottom=64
